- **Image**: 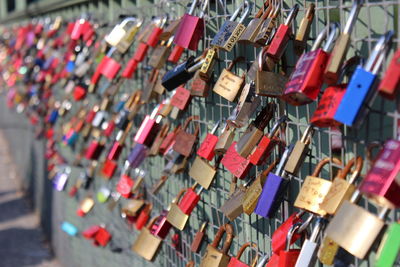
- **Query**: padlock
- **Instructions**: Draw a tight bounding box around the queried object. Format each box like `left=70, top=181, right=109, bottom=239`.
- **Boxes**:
left=324, top=1, right=363, bottom=85
left=134, top=105, right=162, bottom=147
left=116, top=18, right=142, bottom=53
left=173, top=0, right=209, bottom=51
left=236, top=103, right=275, bottom=158
left=121, top=198, right=145, bottom=217
left=255, top=48, right=288, bottom=97
left=191, top=70, right=211, bottom=97
left=221, top=142, right=252, bottom=179
left=375, top=221, right=400, bottom=267
left=146, top=17, right=167, bottom=47
left=122, top=57, right=138, bottom=79
left=211, top=1, right=252, bottom=51
left=242, top=161, right=277, bottom=215
left=170, top=86, right=191, bottom=110
left=105, top=17, right=137, bottom=47
left=378, top=48, right=400, bottom=99
left=149, top=37, right=174, bottom=69
left=97, top=186, right=111, bottom=203
left=125, top=143, right=148, bottom=169
left=254, top=145, right=292, bottom=218
left=200, top=223, right=234, bottom=267
left=294, top=157, right=342, bottom=216
left=159, top=19, right=181, bottom=41
left=53, top=166, right=71, bottom=191
left=228, top=242, right=258, bottom=267
left=151, top=209, right=172, bottom=239
left=238, top=0, right=272, bottom=45
left=284, top=125, right=314, bottom=175
left=215, top=124, right=236, bottom=155
left=76, top=197, right=95, bottom=217
left=162, top=55, right=204, bottom=91
left=189, top=156, right=217, bottom=190
left=141, top=69, right=160, bottom=103
left=133, top=42, right=149, bottom=62
left=254, top=2, right=280, bottom=46
left=220, top=178, right=254, bottom=220
left=227, top=82, right=261, bottom=128
left=249, top=116, right=287, bottom=165
left=85, top=139, right=105, bottom=160
left=213, top=57, right=245, bottom=102
left=267, top=4, right=299, bottom=62
left=178, top=183, right=204, bottom=214
left=294, top=218, right=326, bottom=267
left=136, top=203, right=152, bottom=230
left=359, top=138, right=400, bottom=208
left=167, top=44, right=185, bottom=63
left=311, top=56, right=362, bottom=127
left=98, top=47, right=122, bottom=81
left=70, top=18, right=89, bottom=40
left=106, top=121, right=133, bottom=161
left=199, top=48, right=218, bottom=81
left=94, top=227, right=112, bottom=247
left=149, top=123, right=170, bottom=156
left=283, top=23, right=340, bottom=106
left=61, top=222, right=78, bottom=236
left=159, top=124, right=181, bottom=155
left=324, top=191, right=391, bottom=259
left=320, top=156, right=363, bottom=215
left=293, top=4, right=315, bottom=55
left=191, top=221, right=208, bottom=253
left=116, top=173, right=134, bottom=198
left=334, top=31, right=394, bottom=127
left=197, top=120, right=222, bottom=161
left=132, top=217, right=163, bottom=261
left=172, top=116, right=200, bottom=157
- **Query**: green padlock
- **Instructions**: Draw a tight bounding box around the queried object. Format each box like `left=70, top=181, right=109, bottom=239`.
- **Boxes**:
left=376, top=221, right=400, bottom=267
left=97, top=186, right=111, bottom=203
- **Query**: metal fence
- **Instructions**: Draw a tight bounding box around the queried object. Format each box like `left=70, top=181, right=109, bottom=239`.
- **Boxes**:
left=1, top=0, right=399, bottom=267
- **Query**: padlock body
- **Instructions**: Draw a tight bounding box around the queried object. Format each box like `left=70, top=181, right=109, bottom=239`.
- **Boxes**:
left=162, top=56, right=196, bottom=91
left=256, top=71, right=288, bottom=97
left=310, top=84, right=347, bottom=127
left=378, top=48, right=400, bottom=99
left=267, top=24, right=291, bottom=62
left=101, top=159, right=117, bottom=179
left=85, top=140, right=104, bottom=160
left=227, top=257, right=249, bottom=267
left=320, top=178, right=355, bottom=215
left=122, top=58, right=138, bottom=79
left=324, top=34, right=351, bottom=85
left=238, top=18, right=264, bottom=44
left=375, top=222, right=400, bottom=267
left=284, top=141, right=309, bottom=175
left=325, top=201, right=386, bottom=259
left=100, top=56, right=121, bottom=80
left=168, top=45, right=184, bottom=63
left=211, top=22, right=246, bottom=52
left=197, top=133, right=218, bottom=161
left=126, top=143, right=148, bottom=169
left=151, top=211, right=172, bottom=239
left=107, top=141, right=123, bottom=161
left=166, top=203, right=189, bottom=230
left=359, top=139, right=400, bottom=208
left=334, top=66, right=377, bottom=127
left=133, top=42, right=149, bottom=62
left=173, top=14, right=204, bottom=51
left=213, top=69, right=244, bottom=102
left=255, top=173, right=289, bottom=218
left=134, top=116, right=160, bottom=147
left=200, top=245, right=231, bottom=267
left=220, top=187, right=246, bottom=221
left=221, top=142, right=252, bottom=179
left=189, top=157, right=216, bottom=189
left=280, top=249, right=301, bottom=267
left=146, top=27, right=163, bottom=47
left=178, top=188, right=201, bottom=214
left=236, top=127, right=264, bottom=158
left=271, top=213, right=302, bottom=253
left=116, top=174, right=134, bottom=198
left=249, top=136, right=278, bottom=165
left=170, top=86, right=191, bottom=110
left=283, top=49, right=329, bottom=105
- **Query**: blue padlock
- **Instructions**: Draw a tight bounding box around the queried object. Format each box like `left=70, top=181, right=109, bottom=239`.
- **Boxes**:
left=334, top=31, right=394, bottom=127
left=48, top=109, right=59, bottom=125
left=61, top=221, right=78, bottom=236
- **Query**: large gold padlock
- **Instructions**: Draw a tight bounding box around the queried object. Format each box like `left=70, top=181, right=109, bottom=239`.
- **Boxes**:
left=242, top=161, right=277, bottom=215
left=189, top=156, right=217, bottom=190
left=132, top=216, right=163, bottom=261
left=116, top=19, right=142, bottom=53
left=294, top=157, right=342, bottom=216
left=320, top=156, right=364, bottom=215
left=324, top=191, right=391, bottom=259
left=213, top=57, right=245, bottom=102
left=166, top=189, right=189, bottom=230
left=200, top=223, right=234, bottom=267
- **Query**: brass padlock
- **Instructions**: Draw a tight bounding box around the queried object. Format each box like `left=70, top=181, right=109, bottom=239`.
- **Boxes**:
left=189, top=156, right=217, bottom=190
left=242, top=161, right=277, bottom=215
left=132, top=216, right=163, bottom=261
left=294, top=157, right=342, bottom=216
left=284, top=125, right=315, bottom=175
left=238, top=0, right=272, bottom=45
left=324, top=191, right=391, bottom=259
left=294, top=4, right=315, bottom=55
left=149, top=37, right=174, bottom=69
left=320, top=156, right=364, bottom=215
left=213, top=57, right=245, bottom=102
left=214, top=124, right=236, bottom=155
left=255, top=47, right=288, bottom=97
left=200, top=223, right=234, bottom=267
left=165, top=189, right=188, bottom=230
left=199, top=48, right=218, bottom=81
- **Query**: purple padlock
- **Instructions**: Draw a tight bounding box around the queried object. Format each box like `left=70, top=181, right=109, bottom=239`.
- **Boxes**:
left=254, top=145, right=293, bottom=218
left=53, top=167, right=71, bottom=191
left=126, top=143, right=148, bottom=169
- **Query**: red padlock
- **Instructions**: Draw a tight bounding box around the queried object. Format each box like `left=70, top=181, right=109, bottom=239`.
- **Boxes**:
left=116, top=174, right=134, bottom=198
left=150, top=210, right=172, bottom=239
left=271, top=212, right=304, bottom=253
left=86, top=107, right=97, bottom=124
left=197, top=121, right=221, bottom=161
left=107, top=122, right=133, bottom=161
left=85, top=139, right=105, bottom=160
left=249, top=116, right=287, bottom=165
left=134, top=106, right=162, bottom=147
left=167, top=45, right=185, bottom=63
left=135, top=203, right=152, bottom=230
left=146, top=17, right=167, bottom=47
left=221, top=142, right=253, bottom=179
left=71, top=19, right=88, bottom=40
left=170, top=86, right=191, bottom=110
left=94, top=227, right=112, bottom=247
left=83, top=225, right=101, bottom=239
left=133, top=42, right=149, bottom=62
left=103, top=119, right=115, bottom=137
left=267, top=5, right=299, bottom=62
left=378, top=48, right=400, bottom=100
left=99, top=48, right=121, bottom=80
left=227, top=242, right=259, bottom=267
left=283, top=23, right=339, bottom=106
left=178, top=183, right=204, bottom=214
left=122, top=57, right=138, bottom=79
left=159, top=124, right=181, bottom=155
left=101, top=159, right=118, bottom=179
left=73, top=84, right=87, bottom=101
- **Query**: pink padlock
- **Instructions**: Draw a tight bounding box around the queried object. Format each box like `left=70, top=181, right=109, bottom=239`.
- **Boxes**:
left=134, top=105, right=162, bottom=147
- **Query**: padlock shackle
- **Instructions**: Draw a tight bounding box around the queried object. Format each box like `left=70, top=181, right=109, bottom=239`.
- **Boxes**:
left=337, top=56, right=362, bottom=83
left=311, top=157, right=342, bottom=178
left=261, top=160, right=278, bottom=177
left=309, top=218, right=325, bottom=242
left=230, top=0, right=252, bottom=24
left=255, top=0, right=272, bottom=19
left=343, top=0, right=363, bottom=34
left=210, top=119, right=223, bottom=135
left=227, top=56, right=246, bottom=72
left=119, top=17, right=137, bottom=27
left=365, top=30, right=394, bottom=74
left=236, top=242, right=259, bottom=267
left=300, top=125, right=315, bottom=144
left=366, top=141, right=382, bottom=164
left=188, top=0, right=199, bottom=16
left=338, top=156, right=363, bottom=184
left=311, top=22, right=340, bottom=52
left=276, top=144, right=293, bottom=175
left=286, top=223, right=302, bottom=251
left=211, top=223, right=234, bottom=254
left=268, top=115, right=289, bottom=138
left=182, top=115, right=200, bottom=137
left=145, top=216, right=159, bottom=230
left=284, top=4, right=299, bottom=26
left=269, top=0, right=281, bottom=18
left=199, top=0, right=210, bottom=18
left=172, top=188, right=187, bottom=205
left=106, top=46, right=117, bottom=57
